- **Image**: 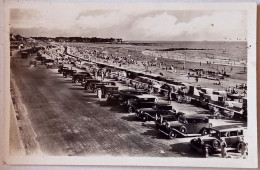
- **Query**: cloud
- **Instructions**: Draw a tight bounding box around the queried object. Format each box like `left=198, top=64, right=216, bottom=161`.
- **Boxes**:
left=10, top=8, right=246, bottom=41
left=76, top=10, right=128, bottom=29
left=128, top=11, right=246, bottom=41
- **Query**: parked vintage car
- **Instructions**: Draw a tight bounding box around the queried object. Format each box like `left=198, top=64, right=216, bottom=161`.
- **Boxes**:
left=126, top=94, right=158, bottom=113
left=157, top=114, right=212, bottom=139
left=155, top=111, right=186, bottom=128
left=135, top=102, right=177, bottom=122
left=43, top=59, right=55, bottom=68
left=58, top=66, right=69, bottom=74
left=72, top=72, right=92, bottom=83
left=119, top=89, right=149, bottom=106
left=21, top=51, right=28, bottom=59
left=63, top=69, right=77, bottom=78
left=29, top=60, right=37, bottom=67
left=91, top=81, right=116, bottom=93
left=160, top=83, right=185, bottom=99
left=101, top=85, right=119, bottom=99
left=190, top=126, right=245, bottom=157
left=84, top=79, right=102, bottom=90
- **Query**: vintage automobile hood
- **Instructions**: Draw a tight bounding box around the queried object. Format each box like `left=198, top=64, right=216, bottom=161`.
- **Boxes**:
left=198, top=135, right=217, bottom=141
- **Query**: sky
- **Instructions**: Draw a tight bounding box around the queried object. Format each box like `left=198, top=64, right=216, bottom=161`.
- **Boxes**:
left=10, top=7, right=247, bottom=41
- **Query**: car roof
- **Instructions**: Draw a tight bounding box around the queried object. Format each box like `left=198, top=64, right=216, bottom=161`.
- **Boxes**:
left=120, top=89, right=146, bottom=92
left=104, top=85, right=118, bottom=88
left=135, top=94, right=157, bottom=99
left=75, top=72, right=88, bottom=75
left=102, top=81, right=115, bottom=84
left=155, top=102, right=172, bottom=106
left=209, top=125, right=245, bottom=132
left=182, top=114, right=208, bottom=119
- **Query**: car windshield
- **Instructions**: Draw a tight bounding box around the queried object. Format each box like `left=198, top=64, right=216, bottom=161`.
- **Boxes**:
left=162, top=115, right=176, bottom=121
left=139, top=98, right=155, bottom=102
left=178, top=117, right=187, bottom=124
left=220, top=132, right=229, bottom=137
left=208, top=129, right=220, bottom=138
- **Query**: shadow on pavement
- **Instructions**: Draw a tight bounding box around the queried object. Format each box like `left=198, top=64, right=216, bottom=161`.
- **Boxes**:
left=121, top=115, right=139, bottom=122
left=169, top=142, right=200, bottom=157
left=68, top=87, right=85, bottom=90
left=140, top=129, right=166, bottom=140
left=82, top=94, right=96, bottom=98
left=73, top=84, right=83, bottom=87
left=58, top=81, right=73, bottom=83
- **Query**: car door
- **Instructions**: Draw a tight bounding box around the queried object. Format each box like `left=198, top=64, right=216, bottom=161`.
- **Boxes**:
left=184, top=119, right=197, bottom=134
left=228, top=131, right=239, bottom=147
left=195, top=119, right=208, bottom=133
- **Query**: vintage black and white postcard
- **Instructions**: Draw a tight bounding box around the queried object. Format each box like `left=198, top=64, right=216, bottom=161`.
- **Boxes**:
left=2, top=1, right=257, bottom=168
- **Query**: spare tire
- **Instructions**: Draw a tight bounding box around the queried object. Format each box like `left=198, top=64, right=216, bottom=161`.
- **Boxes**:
left=212, top=139, right=220, bottom=149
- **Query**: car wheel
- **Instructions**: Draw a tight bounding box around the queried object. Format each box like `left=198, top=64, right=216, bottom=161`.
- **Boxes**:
left=75, top=80, right=78, bottom=83
left=168, top=131, right=177, bottom=139
left=179, top=126, right=187, bottom=134
left=93, top=89, right=97, bottom=93
left=177, top=95, right=183, bottom=103
left=105, top=94, right=109, bottom=99
left=86, top=86, right=91, bottom=91
left=201, top=128, right=208, bottom=135
left=186, top=96, right=192, bottom=104
left=204, top=145, right=212, bottom=158
left=142, top=115, right=148, bottom=122
left=128, top=106, right=134, bottom=113
left=237, top=143, right=242, bottom=153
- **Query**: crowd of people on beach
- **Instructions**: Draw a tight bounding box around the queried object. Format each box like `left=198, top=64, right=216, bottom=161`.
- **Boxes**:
left=64, top=46, right=248, bottom=97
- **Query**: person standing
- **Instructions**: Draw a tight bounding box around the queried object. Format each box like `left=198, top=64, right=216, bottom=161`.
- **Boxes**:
left=94, top=69, right=98, bottom=80
left=240, top=138, right=248, bottom=159
left=167, top=87, right=172, bottom=103
left=101, top=70, right=104, bottom=81
left=195, top=76, right=199, bottom=83
left=221, top=139, right=228, bottom=158
left=97, top=88, right=102, bottom=101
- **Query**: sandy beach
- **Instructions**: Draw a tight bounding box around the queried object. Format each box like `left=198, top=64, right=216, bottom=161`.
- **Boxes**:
left=59, top=41, right=247, bottom=94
